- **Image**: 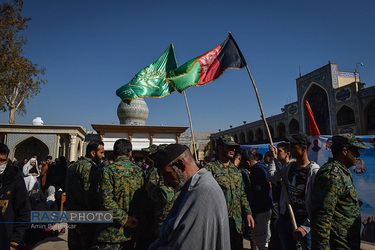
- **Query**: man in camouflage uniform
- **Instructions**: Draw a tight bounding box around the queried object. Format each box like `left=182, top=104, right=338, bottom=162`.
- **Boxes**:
left=65, top=140, right=104, bottom=250
left=311, top=134, right=368, bottom=249
left=131, top=144, right=179, bottom=249
left=131, top=144, right=178, bottom=250
left=205, top=135, right=255, bottom=250
left=145, top=144, right=179, bottom=237
left=95, top=139, right=144, bottom=249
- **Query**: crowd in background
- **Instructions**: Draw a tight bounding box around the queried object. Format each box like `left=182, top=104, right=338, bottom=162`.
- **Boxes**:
left=0, top=131, right=367, bottom=249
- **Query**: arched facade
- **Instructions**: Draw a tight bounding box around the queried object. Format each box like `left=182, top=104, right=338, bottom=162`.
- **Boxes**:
left=247, top=130, right=254, bottom=144
left=302, top=82, right=331, bottom=135
left=364, top=99, right=375, bottom=134
left=0, top=124, right=87, bottom=162
left=210, top=63, right=375, bottom=150
left=277, top=122, right=286, bottom=138
left=239, top=132, right=245, bottom=144
left=269, top=126, right=274, bottom=139
left=13, top=136, right=50, bottom=162
left=256, top=127, right=263, bottom=142
left=233, top=134, right=239, bottom=143
left=289, top=119, right=299, bottom=134
left=337, top=105, right=355, bottom=126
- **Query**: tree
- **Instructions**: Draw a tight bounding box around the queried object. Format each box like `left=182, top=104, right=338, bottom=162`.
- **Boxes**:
left=203, top=141, right=211, bottom=156
left=0, top=0, right=46, bottom=124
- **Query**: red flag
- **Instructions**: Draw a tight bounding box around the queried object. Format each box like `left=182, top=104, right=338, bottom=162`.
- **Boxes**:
left=167, top=33, right=246, bottom=93
left=305, top=101, right=321, bottom=136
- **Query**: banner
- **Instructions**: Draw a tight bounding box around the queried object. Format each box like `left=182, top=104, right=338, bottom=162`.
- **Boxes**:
left=241, top=135, right=375, bottom=242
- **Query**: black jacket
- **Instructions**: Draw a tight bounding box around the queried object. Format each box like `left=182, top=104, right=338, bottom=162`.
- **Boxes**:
left=249, top=162, right=273, bottom=214
left=0, top=162, right=31, bottom=248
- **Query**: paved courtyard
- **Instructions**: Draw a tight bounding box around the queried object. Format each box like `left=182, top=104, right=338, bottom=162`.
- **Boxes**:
left=32, top=224, right=375, bottom=250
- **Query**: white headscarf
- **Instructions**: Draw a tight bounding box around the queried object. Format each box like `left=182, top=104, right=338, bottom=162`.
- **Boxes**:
left=22, top=158, right=39, bottom=177
left=22, top=158, right=41, bottom=191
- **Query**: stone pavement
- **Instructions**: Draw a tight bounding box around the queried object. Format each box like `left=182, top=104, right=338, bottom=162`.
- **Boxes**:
left=32, top=226, right=375, bottom=250
left=33, top=223, right=68, bottom=250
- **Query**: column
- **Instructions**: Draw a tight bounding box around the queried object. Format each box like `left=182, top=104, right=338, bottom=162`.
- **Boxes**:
left=128, top=134, right=133, bottom=143
left=150, top=134, right=154, bottom=146
left=69, top=133, right=77, bottom=162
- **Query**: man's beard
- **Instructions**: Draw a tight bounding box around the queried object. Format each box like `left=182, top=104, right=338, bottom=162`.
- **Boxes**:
left=171, top=165, right=187, bottom=192
left=92, top=154, right=101, bottom=166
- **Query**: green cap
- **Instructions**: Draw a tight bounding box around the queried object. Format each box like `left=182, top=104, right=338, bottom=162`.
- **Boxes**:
left=332, top=133, right=369, bottom=149
left=141, top=144, right=158, bottom=154
left=155, top=144, right=168, bottom=151
left=218, top=135, right=239, bottom=146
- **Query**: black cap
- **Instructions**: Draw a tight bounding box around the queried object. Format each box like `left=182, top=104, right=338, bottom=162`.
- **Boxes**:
left=155, top=144, right=189, bottom=169
left=287, top=131, right=310, bottom=146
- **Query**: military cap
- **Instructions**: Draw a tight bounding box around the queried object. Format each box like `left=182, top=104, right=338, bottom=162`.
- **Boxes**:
left=156, top=144, right=168, bottom=151
left=148, top=144, right=169, bottom=161
left=141, top=144, right=158, bottom=154
left=288, top=131, right=310, bottom=146
left=218, top=135, right=239, bottom=146
left=332, top=133, right=369, bottom=149
left=155, top=144, right=189, bottom=169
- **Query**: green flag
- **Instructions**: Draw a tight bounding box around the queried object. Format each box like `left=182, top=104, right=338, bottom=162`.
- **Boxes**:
left=116, top=44, right=177, bottom=104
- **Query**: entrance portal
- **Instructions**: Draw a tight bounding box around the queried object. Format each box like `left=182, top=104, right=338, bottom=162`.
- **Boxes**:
left=14, top=137, right=49, bottom=162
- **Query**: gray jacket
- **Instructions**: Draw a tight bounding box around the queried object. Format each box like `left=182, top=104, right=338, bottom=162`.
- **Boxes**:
left=267, top=158, right=320, bottom=233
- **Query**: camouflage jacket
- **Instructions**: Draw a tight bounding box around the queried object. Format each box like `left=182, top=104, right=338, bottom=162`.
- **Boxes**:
left=205, top=160, right=252, bottom=234
left=147, top=167, right=179, bottom=234
left=96, top=156, right=144, bottom=243
left=311, top=158, right=361, bottom=250
left=65, top=157, right=101, bottom=211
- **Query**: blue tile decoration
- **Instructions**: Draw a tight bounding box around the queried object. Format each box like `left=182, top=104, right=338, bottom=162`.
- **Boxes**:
left=338, top=72, right=359, bottom=78
left=288, top=105, right=298, bottom=115
left=332, top=65, right=339, bottom=88
left=8, top=133, right=56, bottom=159
left=335, top=88, right=351, bottom=103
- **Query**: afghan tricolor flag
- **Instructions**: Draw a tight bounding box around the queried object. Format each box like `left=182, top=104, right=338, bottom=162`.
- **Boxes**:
left=166, top=33, right=247, bottom=93
left=305, top=100, right=321, bottom=136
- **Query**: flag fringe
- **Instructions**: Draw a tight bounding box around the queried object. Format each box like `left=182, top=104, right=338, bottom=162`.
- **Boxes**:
left=121, top=90, right=175, bottom=104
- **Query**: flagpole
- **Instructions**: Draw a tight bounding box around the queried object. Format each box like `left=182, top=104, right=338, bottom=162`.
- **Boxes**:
left=183, top=91, right=198, bottom=162
left=244, top=64, right=298, bottom=232
left=171, top=44, right=198, bottom=162
left=231, top=31, right=299, bottom=231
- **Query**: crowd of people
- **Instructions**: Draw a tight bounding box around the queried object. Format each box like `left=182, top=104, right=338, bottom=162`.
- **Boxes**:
left=0, top=147, right=68, bottom=249
left=0, top=131, right=368, bottom=250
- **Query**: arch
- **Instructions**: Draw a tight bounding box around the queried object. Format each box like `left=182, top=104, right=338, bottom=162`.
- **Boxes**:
left=269, top=126, right=275, bottom=139
left=277, top=122, right=286, bottom=138
left=239, top=132, right=245, bottom=144
left=247, top=130, right=254, bottom=144
left=302, top=82, right=331, bottom=134
left=337, top=105, right=355, bottom=126
left=13, top=136, right=50, bottom=162
left=77, top=140, right=82, bottom=158
left=233, top=134, right=239, bottom=143
left=289, top=119, right=299, bottom=134
left=364, top=99, right=375, bottom=134
left=58, top=137, right=65, bottom=157
left=256, top=127, right=263, bottom=141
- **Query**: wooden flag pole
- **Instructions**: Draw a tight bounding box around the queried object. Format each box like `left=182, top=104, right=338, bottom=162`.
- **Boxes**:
left=183, top=91, right=198, bottom=162
left=245, top=64, right=298, bottom=231
left=171, top=44, right=198, bottom=162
